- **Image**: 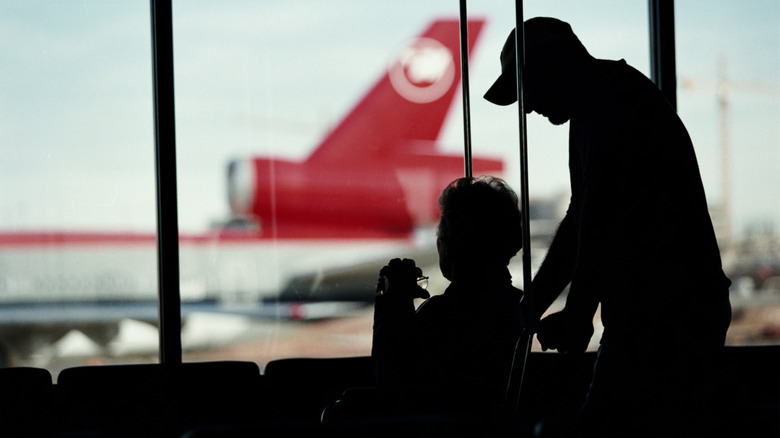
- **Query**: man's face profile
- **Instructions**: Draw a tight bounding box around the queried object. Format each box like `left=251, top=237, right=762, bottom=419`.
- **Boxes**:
left=524, top=65, right=571, bottom=126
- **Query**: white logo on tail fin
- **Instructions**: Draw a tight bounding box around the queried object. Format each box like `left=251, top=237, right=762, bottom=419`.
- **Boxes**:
left=388, top=38, right=455, bottom=104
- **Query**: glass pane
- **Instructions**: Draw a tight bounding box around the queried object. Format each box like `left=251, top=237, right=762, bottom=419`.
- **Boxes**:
left=171, top=1, right=650, bottom=367
left=677, top=1, right=780, bottom=346
left=0, top=2, right=158, bottom=375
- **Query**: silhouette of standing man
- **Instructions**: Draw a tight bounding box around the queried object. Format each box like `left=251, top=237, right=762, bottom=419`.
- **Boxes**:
left=485, top=17, right=731, bottom=437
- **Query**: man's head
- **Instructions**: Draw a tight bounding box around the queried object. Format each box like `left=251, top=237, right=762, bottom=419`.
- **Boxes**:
left=436, top=176, right=522, bottom=280
left=484, top=17, right=592, bottom=125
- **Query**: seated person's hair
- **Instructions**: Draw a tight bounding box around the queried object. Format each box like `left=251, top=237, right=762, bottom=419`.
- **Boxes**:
left=437, top=176, right=523, bottom=267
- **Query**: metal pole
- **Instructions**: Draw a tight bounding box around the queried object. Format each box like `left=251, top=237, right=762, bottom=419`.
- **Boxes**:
left=150, top=0, right=182, bottom=365
left=459, top=0, right=473, bottom=178
left=505, top=0, right=534, bottom=410
left=514, top=2, right=532, bottom=321
left=649, top=0, right=677, bottom=110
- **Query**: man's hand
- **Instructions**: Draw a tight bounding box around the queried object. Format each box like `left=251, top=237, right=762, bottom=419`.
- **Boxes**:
left=377, top=258, right=430, bottom=300
left=537, top=310, right=593, bottom=353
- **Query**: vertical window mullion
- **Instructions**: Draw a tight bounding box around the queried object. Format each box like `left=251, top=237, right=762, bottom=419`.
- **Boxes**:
left=150, top=0, right=182, bottom=365
left=649, top=0, right=677, bottom=110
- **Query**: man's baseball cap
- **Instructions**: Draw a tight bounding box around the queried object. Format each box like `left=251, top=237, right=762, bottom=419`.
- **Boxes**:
left=484, top=17, right=582, bottom=106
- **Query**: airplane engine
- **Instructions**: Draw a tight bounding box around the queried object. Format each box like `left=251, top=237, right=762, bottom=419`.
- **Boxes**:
left=226, top=153, right=502, bottom=240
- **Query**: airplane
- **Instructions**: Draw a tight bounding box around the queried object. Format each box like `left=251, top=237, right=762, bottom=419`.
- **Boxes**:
left=0, top=17, right=510, bottom=365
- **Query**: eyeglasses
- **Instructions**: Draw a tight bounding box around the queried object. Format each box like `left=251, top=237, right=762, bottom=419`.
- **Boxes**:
left=376, top=275, right=430, bottom=295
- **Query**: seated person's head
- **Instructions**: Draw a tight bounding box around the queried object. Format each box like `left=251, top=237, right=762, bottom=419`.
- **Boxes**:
left=436, top=176, right=523, bottom=280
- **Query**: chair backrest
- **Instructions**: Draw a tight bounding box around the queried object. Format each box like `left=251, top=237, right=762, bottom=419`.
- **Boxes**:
left=715, top=345, right=780, bottom=406
left=711, top=345, right=780, bottom=437
left=0, top=366, right=52, bottom=393
left=0, top=367, right=53, bottom=432
left=56, top=361, right=261, bottom=433
left=263, top=356, right=374, bottom=421
left=174, top=361, right=263, bottom=427
left=57, top=363, right=175, bottom=432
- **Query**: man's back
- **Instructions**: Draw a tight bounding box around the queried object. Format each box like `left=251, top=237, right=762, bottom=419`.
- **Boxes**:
left=568, top=58, right=730, bottom=342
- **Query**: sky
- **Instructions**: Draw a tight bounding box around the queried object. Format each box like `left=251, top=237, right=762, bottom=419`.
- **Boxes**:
left=0, top=0, right=778, bottom=241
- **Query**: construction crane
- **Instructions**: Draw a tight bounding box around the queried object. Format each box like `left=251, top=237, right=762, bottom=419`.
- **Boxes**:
left=681, top=56, right=780, bottom=248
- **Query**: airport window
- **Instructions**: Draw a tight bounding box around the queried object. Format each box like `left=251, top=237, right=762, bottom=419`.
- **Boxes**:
left=0, top=2, right=159, bottom=373
left=1, top=3, right=778, bottom=436
left=170, top=1, right=654, bottom=367
left=676, top=0, right=780, bottom=346
left=1, top=0, right=776, bottom=379
left=169, top=1, right=522, bottom=366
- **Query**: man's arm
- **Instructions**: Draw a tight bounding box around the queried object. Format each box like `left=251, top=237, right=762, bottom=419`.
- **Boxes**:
left=531, top=210, right=577, bottom=321
left=533, top=210, right=599, bottom=353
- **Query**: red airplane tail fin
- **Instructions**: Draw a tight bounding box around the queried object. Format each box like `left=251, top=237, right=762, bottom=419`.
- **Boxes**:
left=305, top=18, right=486, bottom=165
left=233, top=18, right=498, bottom=238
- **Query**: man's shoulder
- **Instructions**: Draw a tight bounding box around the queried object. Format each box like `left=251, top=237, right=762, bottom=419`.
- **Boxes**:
left=590, top=59, right=656, bottom=92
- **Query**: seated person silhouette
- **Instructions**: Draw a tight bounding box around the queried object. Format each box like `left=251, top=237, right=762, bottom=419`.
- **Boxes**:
left=484, top=17, right=732, bottom=437
left=370, top=176, right=526, bottom=414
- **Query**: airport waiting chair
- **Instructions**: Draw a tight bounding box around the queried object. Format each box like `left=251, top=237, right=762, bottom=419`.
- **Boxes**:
left=0, top=367, right=54, bottom=434
left=56, top=362, right=179, bottom=433
left=173, top=360, right=263, bottom=429
left=712, top=345, right=780, bottom=437
left=262, top=356, right=374, bottom=422
left=56, top=361, right=261, bottom=435
left=182, top=357, right=375, bottom=438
